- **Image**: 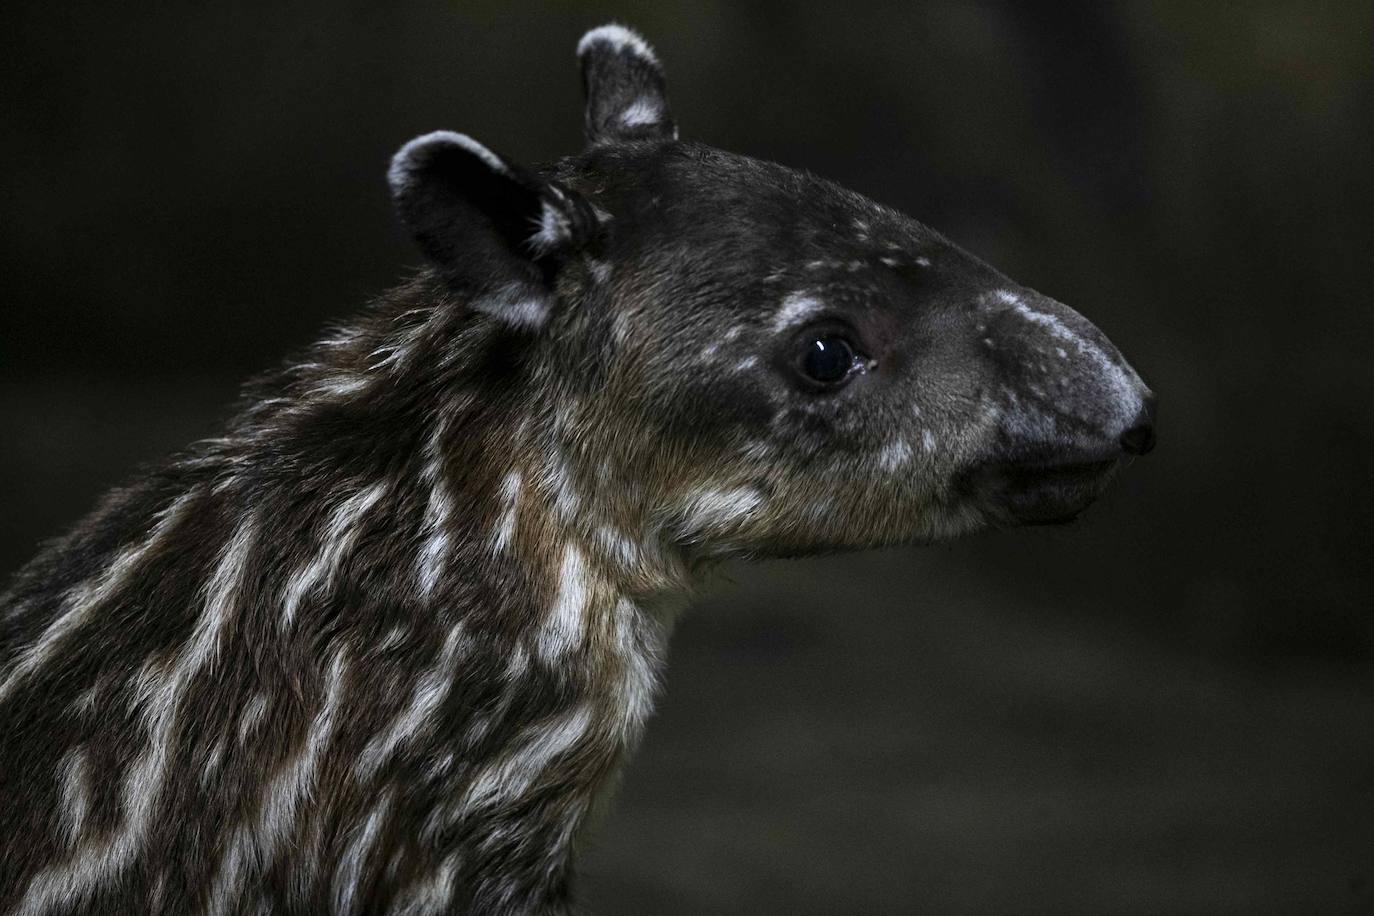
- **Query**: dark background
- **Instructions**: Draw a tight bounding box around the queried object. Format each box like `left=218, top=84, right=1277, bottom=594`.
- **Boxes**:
left=3, top=2, right=1371, bottom=913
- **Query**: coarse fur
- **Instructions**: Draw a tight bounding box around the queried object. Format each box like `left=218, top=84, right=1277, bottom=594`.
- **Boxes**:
left=0, top=24, right=1155, bottom=915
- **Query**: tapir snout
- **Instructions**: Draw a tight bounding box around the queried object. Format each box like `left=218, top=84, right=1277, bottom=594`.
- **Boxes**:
left=984, top=287, right=1155, bottom=461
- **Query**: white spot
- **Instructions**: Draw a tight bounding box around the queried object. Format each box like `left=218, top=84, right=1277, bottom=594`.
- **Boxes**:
left=594, top=524, right=643, bottom=572
left=554, top=404, right=577, bottom=435
left=430, top=751, right=456, bottom=782
left=529, top=199, right=568, bottom=253
left=611, top=310, right=632, bottom=345
left=201, top=735, right=227, bottom=788
left=577, top=24, right=658, bottom=65
left=150, top=873, right=167, bottom=912
left=921, top=429, right=937, bottom=452
left=472, top=281, right=549, bottom=328
left=460, top=704, right=593, bottom=810
left=282, top=482, right=389, bottom=627
left=538, top=546, right=588, bottom=662
left=0, top=489, right=199, bottom=703
left=493, top=470, right=522, bottom=553
left=377, top=624, right=408, bottom=652
left=589, top=259, right=612, bottom=284
left=771, top=291, right=825, bottom=332
left=237, top=692, right=269, bottom=743
left=878, top=437, right=913, bottom=471
left=880, top=256, right=901, bottom=268
left=505, top=644, right=530, bottom=681
left=538, top=450, right=580, bottom=520
left=397, top=854, right=461, bottom=914
left=619, top=97, right=662, bottom=127
left=355, top=624, right=466, bottom=781
left=739, top=438, right=777, bottom=461
left=806, top=493, right=836, bottom=522
left=914, top=256, right=932, bottom=267
left=733, top=355, right=760, bottom=373
left=311, top=373, right=369, bottom=399
left=996, top=388, right=1060, bottom=442
left=675, top=485, right=765, bottom=540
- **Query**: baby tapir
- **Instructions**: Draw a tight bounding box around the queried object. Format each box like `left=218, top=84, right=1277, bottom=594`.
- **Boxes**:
left=0, top=23, right=1155, bottom=916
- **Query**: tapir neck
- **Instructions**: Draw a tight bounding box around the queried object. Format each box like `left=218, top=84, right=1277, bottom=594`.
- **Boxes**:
left=0, top=291, right=690, bottom=913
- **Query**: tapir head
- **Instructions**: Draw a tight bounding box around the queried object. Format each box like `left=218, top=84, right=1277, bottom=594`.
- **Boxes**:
left=387, top=25, right=1156, bottom=558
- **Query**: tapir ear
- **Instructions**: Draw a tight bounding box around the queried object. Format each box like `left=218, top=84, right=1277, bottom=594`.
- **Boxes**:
left=578, top=24, right=677, bottom=145
left=388, top=131, right=598, bottom=328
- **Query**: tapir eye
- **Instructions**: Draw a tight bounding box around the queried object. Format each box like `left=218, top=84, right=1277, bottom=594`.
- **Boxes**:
left=799, top=334, right=859, bottom=386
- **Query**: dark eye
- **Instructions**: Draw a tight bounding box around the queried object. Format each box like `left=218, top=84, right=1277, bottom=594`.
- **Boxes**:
left=800, top=334, right=857, bottom=385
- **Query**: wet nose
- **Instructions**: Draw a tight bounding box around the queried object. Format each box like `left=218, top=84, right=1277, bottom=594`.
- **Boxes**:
left=1118, top=396, right=1157, bottom=456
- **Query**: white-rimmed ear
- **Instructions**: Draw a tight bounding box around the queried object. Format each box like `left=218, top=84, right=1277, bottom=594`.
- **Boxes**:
left=388, top=131, right=598, bottom=328
left=578, top=24, right=677, bottom=145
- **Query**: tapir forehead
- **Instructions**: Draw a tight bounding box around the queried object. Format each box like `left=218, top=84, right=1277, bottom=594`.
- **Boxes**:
left=559, top=140, right=1016, bottom=350
left=565, top=141, right=948, bottom=258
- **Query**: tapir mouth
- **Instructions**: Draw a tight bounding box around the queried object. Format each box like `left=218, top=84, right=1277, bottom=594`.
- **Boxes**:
left=961, top=453, right=1122, bottom=526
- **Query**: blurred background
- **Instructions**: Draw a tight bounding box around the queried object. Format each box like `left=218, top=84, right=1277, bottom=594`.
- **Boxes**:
left=2, top=1, right=1371, bottom=912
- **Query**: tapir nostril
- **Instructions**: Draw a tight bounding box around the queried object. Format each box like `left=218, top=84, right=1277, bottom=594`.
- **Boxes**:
left=1119, top=408, right=1156, bottom=456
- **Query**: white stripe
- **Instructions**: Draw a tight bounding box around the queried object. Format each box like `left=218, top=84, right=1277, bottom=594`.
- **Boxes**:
left=612, top=598, right=661, bottom=741
left=537, top=546, right=588, bottom=662
left=0, top=489, right=199, bottom=703
left=771, top=291, right=825, bottom=332
left=334, top=790, right=395, bottom=916
left=355, top=625, right=466, bottom=781
left=208, top=647, right=350, bottom=915
left=416, top=419, right=454, bottom=598
left=56, top=747, right=91, bottom=848
left=492, top=471, right=522, bottom=554
left=237, top=692, right=269, bottom=743
left=460, top=704, right=592, bottom=810
left=18, top=513, right=258, bottom=916
left=282, top=482, right=388, bottom=626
